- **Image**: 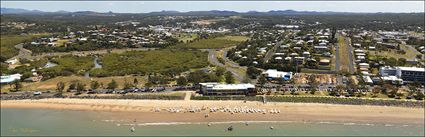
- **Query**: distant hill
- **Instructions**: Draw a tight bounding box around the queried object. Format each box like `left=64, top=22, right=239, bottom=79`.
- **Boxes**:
left=1, top=7, right=44, bottom=14
left=1, top=7, right=423, bottom=16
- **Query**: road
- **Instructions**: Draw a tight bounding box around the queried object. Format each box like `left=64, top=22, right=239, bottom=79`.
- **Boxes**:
left=263, top=41, right=283, bottom=62
left=335, top=33, right=355, bottom=74
left=13, top=43, right=33, bottom=60
left=207, top=49, right=246, bottom=83
left=345, top=36, right=355, bottom=74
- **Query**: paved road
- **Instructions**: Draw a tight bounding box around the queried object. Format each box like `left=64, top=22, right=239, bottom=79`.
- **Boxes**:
left=207, top=49, right=246, bottom=83
left=12, top=43, right=33, bottom=60
left=345, top=36, right=355, bottom=74
left=335, top=33, right=355, bottom=74
left=263, top=41, right=283, bottom=62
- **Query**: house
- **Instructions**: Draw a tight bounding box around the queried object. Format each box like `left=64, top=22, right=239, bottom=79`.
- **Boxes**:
left=354, top=49, right=365, bottom=53
left=302, top=52, right=310, bottom=58
left=5, top=58, right=19, bottom=65
left=353, top=43, right=361, bottom=47
left=358, top=63, right=370, bottom=69
left=314, top=46, right=328, bottom=53
left=319, top=59, right=330, bottom=65
left=198, top=83, right=256, bottom=96
left=294, top=57, right=305, bottom=64
left=0, top=74, right=22, bottom=84
left=263, top=69, right=293, bottom=81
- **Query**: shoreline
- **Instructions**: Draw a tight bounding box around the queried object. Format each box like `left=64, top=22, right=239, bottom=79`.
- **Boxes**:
left=1, top=99, right=424, bottom=125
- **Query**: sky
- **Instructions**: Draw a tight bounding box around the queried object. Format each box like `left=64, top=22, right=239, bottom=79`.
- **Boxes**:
left=1, top=1, right=424, bottom=13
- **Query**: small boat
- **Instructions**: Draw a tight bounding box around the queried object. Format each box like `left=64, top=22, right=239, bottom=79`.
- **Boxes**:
left=207, top=123, right=212, bottom=127
left=245, top=122, right=249, bottom=126
left=270, top=126, right=274, bottom=130
left=130, top=127, right=135, bottom=132
left=227, top=125, right=233, bottom=131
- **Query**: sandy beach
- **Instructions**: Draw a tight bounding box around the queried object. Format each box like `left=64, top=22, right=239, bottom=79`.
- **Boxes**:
left=1, top=99, right=424, bottom=125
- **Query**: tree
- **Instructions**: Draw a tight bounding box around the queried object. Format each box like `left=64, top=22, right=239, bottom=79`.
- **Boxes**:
left=90, top=81, right=100, bottom=90
left=308, top=75, right=319, bottom=93
left=215, top=67, right=226, bottom=76
left=225, top=71, right=235, bottom=84
left=177, top=77, right=188, bottom=86
left=258, top=74, right=267, bottom=88
left=372, top=86, right=381, bottom=97
left=68, top=80, right=78, bottom=91
left=415, top=91, right=424, bottom=100
left=123, top=80, right=134, bottom=89
left=56, top=82, right=65, bottom=95
left=11, top=80, right=22, bottom=92
left=133, top=78, right=139, bottom=85
left=397, top=58, right=407, bottom=66
left=246, top=66, right=261, bottom=79
left=336, top=85, right=345, bottom=95
left=107, top=79, right=118, bottom=90
left=382, top=84, right=394, bottom=94
left=76, top=82, right=86, bottom=93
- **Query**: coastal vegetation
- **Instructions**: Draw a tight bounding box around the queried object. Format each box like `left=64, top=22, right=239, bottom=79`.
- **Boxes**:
left=39, top=55, right=94, bottom=79
left=0, top=34, right=49, bottom=60
left=92, top=49, right=209, bottom=76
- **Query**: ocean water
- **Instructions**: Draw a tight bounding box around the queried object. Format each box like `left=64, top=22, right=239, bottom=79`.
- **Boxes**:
left=1, top=108, right=424, bottom=136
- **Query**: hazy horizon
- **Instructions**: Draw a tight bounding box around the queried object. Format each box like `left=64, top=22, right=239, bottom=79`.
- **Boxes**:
left=1, top=1, right=424, bottom=13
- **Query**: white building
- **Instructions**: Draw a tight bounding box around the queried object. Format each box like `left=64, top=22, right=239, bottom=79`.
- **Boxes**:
left=263, top=69, right=293, bottom=81
left=379, top=66, right=425, bottom=84
left=198, top=83, right=256, bottom=96
left=0, top=73, right=22, bottom=84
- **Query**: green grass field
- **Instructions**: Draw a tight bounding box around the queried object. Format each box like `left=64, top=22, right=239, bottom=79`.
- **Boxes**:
left=173, top=33, right=198, bottom=43
left=367, top=44, right=418, bottom=60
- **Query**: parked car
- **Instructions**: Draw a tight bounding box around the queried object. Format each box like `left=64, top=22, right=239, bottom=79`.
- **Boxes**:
left=33, top=91, right=42, bottom=96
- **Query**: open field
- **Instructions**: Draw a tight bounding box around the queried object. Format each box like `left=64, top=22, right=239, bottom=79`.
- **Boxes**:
left=367, top=44, right=418, bottom=60
left=0, top=34, right=49, bottom=59
left=173, top=33, right=198, bottom=43
left=95, top=49, right=209, bottom=76
left=176, top=37, right=241, bottom=49
left=337, top=36, right=350, bottom=73
left=1, top=75, right=147, bottom=92
left=216, top=36, right=250, bottom=42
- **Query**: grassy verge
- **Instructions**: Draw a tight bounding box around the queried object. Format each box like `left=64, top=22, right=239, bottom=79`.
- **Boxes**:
left=338, top=36, right=350, bottom=73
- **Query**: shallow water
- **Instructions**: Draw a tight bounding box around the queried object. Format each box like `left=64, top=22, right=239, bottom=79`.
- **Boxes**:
left=1, top=108, right=424, bottom=136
